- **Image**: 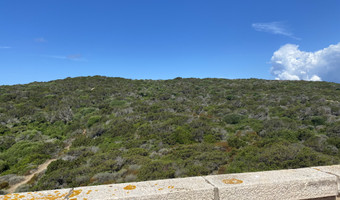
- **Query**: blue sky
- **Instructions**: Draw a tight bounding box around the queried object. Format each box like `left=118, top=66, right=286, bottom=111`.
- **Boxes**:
left=1, top=0, right=340, bottom=85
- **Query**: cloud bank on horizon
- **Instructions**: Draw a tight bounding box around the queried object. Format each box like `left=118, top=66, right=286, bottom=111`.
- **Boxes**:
left=271, top=43, right=340, bottom=83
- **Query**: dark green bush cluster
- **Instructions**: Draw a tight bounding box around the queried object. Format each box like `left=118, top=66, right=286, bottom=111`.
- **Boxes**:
left=1, top=76, right=340, bottom=192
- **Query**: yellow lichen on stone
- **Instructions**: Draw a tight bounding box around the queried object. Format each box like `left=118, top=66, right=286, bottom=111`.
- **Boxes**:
left=69, top=189, right=83, bottom=198
left=86, top=190, right=92, bottom=195
left=168, top=186, right=174, bottom=189
left=0, top=190, right=69, bottom=200
left=123, top=185, right=136, bottom=190
left=222, top=178, right=243, bottom=184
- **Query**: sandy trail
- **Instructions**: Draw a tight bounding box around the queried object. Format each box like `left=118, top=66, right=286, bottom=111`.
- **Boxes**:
left=7, top=158, right=57, bottom=194
left=6, top=142, right=72, bottom=193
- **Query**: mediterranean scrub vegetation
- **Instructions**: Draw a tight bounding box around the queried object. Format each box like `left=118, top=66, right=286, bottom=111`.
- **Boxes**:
left=1, top=76, right=340, bottom=193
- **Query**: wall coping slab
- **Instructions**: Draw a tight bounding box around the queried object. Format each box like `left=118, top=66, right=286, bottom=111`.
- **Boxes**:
left=204, top=167, right=338, bottom=200
left=1, top=166, right=340, bottom=200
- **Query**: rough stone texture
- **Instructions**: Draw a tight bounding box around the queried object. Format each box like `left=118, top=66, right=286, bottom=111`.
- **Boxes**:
left=1, top=166, right=340, bottom=200
left=313, top=165, right=340, bottom=193
left=306, top=197, right=336, bottom=200
left=66, top=177, right=214, bottom=200
left=0, top=188, right=71, bottom=200
left=204, top=168, right=338, bottom=200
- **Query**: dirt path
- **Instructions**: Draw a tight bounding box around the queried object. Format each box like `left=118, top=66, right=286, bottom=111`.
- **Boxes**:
left=7, top=158, right=57, bottom=194
left=7, top=142, right=72, bottom=193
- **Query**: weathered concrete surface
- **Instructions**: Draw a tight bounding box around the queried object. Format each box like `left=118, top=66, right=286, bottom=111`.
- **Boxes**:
left=313, top=165, right=340, bottom=193
left=204, top=168, right=338, bottom=200
left=65, top=177, right=215, bottom=200
left=2, top=166, right=340, bottom=200
left=0, top=177, right=214, bottom=200
left=305, top=197, right=336, bottom=200
left=0, top=188, right=71, bottom=200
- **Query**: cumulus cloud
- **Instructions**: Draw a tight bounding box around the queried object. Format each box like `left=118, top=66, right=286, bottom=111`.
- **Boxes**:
left=252, top=22, right=299, bottom=39
left=271, top=43, right=340, bottom=83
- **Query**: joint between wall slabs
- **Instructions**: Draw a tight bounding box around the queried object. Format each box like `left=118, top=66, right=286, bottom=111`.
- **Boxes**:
left=64, top=188, right=74, bottom=200
left=311, top=167, right=340, bottom=195
left=202, top=177, right=220, bottom=200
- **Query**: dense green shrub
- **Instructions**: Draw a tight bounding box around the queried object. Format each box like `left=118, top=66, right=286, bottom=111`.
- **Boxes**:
left=223, top=114, right=245, bottom=124
left=171, top=126, right=193, bottom=144
left=0, top=161, right=9, bottom=173
left=138, top=160, right=175, bottom=180
left=311, top=116, right=326, bottom=126
left=1, top=76, right=340, bottom=192
left=0, top=125, right=9, bottom=135
left=0, top=181, right=8, bottom=189
left=0, top=136, right=15, bottom=152
left=87, top=115, right=102, bottom=127
left=203, top=134, right=217, bottom=143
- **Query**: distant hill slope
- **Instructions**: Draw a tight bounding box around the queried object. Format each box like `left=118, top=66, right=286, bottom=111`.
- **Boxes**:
left=1, top=76, right=340, bottom=193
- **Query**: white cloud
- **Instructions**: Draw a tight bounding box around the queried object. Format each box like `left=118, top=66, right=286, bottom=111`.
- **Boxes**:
left=35, top=37, right=47, bottom=43
left=0, top=46, right=11, bottom=49
left=271, top=43, right=340, bottom=83
left=43, top=54, right=86, bottom=61
left=66, top=54, right=82, bottom=59
left=252, top=22, right=299, bottom=39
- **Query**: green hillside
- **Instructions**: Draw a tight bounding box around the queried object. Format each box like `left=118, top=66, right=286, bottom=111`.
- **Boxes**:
left=1, top=76, right=340, bottom=193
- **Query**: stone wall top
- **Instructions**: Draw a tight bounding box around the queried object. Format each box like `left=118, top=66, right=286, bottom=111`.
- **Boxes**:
left=1, top=165, right=340, bottom=200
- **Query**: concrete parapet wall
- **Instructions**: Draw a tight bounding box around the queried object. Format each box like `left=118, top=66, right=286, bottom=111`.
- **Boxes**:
left=2, top=165, right=340, bottom=200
